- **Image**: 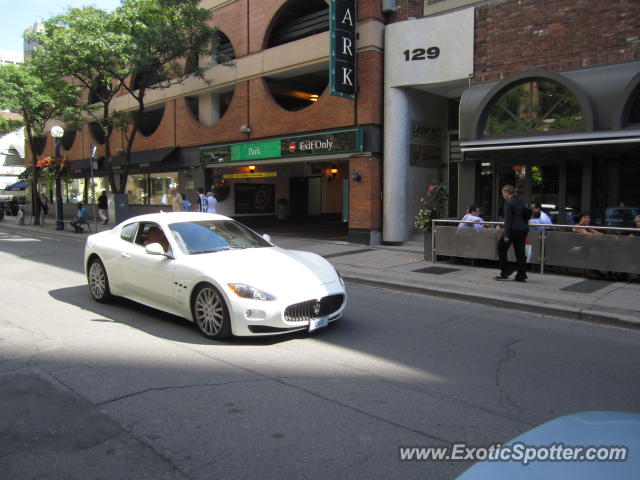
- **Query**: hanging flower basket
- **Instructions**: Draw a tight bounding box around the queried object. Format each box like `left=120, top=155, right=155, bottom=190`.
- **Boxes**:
left=35, top=156, right=71, bottom=187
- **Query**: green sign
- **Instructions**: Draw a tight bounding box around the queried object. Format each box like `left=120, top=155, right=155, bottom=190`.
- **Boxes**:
left=231, top=140, right=281, bottom=161
left=200, top=128, right=364, bottom=166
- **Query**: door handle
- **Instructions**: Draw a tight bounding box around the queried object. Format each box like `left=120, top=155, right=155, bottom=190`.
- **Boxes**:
left=121, top=252, right=131, bottom=259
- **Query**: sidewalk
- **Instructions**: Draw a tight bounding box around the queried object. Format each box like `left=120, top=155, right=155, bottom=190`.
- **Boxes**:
left=2, top=217, right=639, bottom=329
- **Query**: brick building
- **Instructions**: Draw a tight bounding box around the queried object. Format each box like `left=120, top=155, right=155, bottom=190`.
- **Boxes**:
left=35, top=0, right=386, bottom=244
left=384, top=0, right=640, bottom=242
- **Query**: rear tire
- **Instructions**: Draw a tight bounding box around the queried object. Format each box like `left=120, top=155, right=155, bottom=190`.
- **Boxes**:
left=87, top=257, right=112, bottom=302
left=192, top=284, right=231, bottom=339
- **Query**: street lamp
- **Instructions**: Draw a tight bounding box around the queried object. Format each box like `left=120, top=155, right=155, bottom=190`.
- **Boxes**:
left=50, top=125, right=65, bottom=230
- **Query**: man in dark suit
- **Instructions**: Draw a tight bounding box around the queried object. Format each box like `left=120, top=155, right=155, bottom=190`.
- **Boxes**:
left=496, top=185, right=530, bottom=282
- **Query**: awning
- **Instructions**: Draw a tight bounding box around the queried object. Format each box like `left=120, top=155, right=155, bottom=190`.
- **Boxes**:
left=4, top=179, right=27, bottom=191
left=460, top=129, right=640, bottom=159
left=110, top=146, right=177, bottom=168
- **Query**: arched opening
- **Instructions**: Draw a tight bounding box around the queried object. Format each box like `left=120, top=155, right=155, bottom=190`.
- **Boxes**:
left=266, top=0, right=329, bottom=49
left=89, top=75, right=111, bottom=105
left=132, top=59, right=162, bottom=92
left=213, top=31, right=235, bottom=64
left=137, top=103, right=165, bottom=137
left=186, top=86, right=234, bottom=126
left=482, top=79, right=585, bottom=137
left=264, top=67, right=328, bottom=111
left=35, top=136, right=47, bottom=156
left=61, top=129, right=77, bottom=150
left=89, top=122, right=106, bottom=145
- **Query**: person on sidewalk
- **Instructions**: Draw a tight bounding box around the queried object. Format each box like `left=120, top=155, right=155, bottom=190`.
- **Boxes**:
left=496, top=185, right=530, bottom=282
left=98, top=190, right=108, bottom=225
left=181, top=193, right=191, bottom=212
left=196, top=187, right=208, bottom=212
left=70, top=202, right=89, bottom=233
left=206, top=190, right=217, bottom=214
left=171, top=189, right=182, bottom=212
left=39, top=193, right=49, bottom=225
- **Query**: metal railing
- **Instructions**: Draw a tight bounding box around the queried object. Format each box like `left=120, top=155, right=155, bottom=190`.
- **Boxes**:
left=430, top=220, right=640, bottom=275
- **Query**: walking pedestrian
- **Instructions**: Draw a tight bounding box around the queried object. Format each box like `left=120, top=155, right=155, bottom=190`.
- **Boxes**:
left=495, top=185, right=531, bottom=282
left=196, top=187, right=208, bottom=212
left=98, top=190, right=108, bottom=225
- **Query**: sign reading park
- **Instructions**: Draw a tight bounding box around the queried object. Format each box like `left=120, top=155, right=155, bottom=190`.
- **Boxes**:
left=200, top=129, right=363, bottom=166
left=330, top=0, right=357, bottom=98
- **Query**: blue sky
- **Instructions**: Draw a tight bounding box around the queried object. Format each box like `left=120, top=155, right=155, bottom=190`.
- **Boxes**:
left=0, top=0, right=122, bottom=52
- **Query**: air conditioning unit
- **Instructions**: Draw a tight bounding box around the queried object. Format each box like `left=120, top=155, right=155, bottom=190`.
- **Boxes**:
left=382, top=0, right=397, bottom=14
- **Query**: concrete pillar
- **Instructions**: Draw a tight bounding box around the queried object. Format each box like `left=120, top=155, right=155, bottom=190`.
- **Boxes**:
left=198, top=93, right=220, bottom=126
left=383, top=87, right=410, bottom=242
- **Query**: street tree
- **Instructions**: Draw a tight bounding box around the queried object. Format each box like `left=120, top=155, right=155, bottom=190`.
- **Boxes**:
left=0, top=114, right=23, bottom=136
left=31, top=0, right=221, bottom=194
left=29, top=5, right=132, bottom=194
left=0, top=62, right=78, bottom=224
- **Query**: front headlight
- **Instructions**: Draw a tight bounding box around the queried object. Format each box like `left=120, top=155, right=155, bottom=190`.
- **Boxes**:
left=227, top=283, right=276, bottom=301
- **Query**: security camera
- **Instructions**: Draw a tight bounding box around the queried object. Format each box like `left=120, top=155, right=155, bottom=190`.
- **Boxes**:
left=240, top=125, right=252, bottom=134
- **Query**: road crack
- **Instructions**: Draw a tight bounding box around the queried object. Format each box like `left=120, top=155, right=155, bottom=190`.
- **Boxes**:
left=495, top=338, right=522, bottom=415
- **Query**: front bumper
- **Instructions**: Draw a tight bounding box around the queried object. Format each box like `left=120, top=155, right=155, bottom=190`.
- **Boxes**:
left=227, top=279, right=346, bottom=336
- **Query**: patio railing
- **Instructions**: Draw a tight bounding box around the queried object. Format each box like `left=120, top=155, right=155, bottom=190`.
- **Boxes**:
left=431, top=220, right=640, bottom=275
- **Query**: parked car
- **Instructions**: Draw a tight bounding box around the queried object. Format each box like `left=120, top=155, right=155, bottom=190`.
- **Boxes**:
left=84, top=213, right=346, bottom=339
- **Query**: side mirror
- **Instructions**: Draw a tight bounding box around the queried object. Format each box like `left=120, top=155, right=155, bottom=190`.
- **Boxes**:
left=145, top=243, right=166, bottom=256
left=262, top=233, right=272, bottom=243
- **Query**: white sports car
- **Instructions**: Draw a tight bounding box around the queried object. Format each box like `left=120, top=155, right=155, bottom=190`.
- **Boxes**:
left=84, top=213, right=346, bottom=339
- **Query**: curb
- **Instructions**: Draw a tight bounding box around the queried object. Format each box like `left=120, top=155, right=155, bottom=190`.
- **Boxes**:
left=342, top=275, right=640, bottom=331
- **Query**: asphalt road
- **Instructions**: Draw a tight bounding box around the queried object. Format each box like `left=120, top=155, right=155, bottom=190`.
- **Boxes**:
left=1, top=227, right=639, bottom=479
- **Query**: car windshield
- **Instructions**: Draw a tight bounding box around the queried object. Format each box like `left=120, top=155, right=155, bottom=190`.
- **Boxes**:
left=168, top=220, right=272, bottom=255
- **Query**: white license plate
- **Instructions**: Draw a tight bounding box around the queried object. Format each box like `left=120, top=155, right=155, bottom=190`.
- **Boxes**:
left=309, top=317, right=329, bottom=332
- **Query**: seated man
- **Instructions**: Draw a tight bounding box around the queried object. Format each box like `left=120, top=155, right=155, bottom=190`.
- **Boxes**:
left=143, top=226, right=170, bottom=253
left=70, top=202, right=89, bottom=233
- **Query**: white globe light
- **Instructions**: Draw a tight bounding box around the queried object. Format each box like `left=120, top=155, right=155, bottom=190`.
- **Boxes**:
left=50, top=126, right=65, bottom=138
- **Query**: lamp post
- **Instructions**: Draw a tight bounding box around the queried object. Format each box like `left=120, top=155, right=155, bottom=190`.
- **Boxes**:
left=50, top=125, right=65, bottom=230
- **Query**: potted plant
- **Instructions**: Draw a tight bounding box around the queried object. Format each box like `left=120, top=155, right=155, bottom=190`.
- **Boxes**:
left=414, top=182, right=447, bottom=260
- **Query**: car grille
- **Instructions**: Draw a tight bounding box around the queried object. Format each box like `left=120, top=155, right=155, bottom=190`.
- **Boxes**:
left=284, top=294, right=345, bottom=323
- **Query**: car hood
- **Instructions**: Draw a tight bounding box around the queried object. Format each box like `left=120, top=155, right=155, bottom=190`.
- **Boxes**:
left=181, top=246, right=338, bottom=289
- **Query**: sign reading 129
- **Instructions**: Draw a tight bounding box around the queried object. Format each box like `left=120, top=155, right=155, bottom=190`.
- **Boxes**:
left=403, top=47, right=440, bottom=61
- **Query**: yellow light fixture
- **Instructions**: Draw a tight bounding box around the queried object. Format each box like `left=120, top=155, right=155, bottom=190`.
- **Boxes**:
left=248, top=165, right=256, bottom=172
left=309, top=94, right=319, bottom=102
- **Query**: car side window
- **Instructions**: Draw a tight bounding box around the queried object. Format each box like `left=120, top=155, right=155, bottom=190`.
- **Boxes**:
left=121, top=223, right=138, bottom=243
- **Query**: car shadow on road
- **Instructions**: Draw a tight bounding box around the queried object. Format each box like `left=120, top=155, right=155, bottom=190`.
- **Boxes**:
left=49, top=285, right=304, bottom=347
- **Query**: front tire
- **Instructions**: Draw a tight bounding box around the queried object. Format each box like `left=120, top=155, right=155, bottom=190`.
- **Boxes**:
left=192, top=284, right=231, bottom=339
left=87, top=257, right=112, bottom=303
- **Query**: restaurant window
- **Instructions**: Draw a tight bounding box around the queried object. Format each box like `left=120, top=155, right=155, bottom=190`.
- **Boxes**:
left=126, top=174, right=148, bottom=205
left=64, top=178, right=85, bottom=204
left=149, top=172, right=178, bottom=206
left=483, top=79, right=584, bottom=137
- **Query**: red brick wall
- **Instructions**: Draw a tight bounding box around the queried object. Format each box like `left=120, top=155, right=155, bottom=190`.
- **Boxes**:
left=356, top=50, right=384, bottom=125
left=348, top=155, right=381, bottom=229
left=474, top=0, right=640, bottom=83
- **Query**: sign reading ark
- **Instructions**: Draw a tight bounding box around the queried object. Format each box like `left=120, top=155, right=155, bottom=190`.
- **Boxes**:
left=330, top=0, right=356, bottom=99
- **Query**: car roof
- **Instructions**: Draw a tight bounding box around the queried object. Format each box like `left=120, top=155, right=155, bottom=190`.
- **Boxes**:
left=118, top=212, right=233, bottom=228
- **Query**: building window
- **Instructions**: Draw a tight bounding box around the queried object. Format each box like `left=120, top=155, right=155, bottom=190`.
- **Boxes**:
left=126, top=174, right=148, bottom=205
left=64, top=178, right=85, bottom=203
left=137, top=103, right=165, bottom=137
left=483, top=79, right=584, bottom=137
left=149, top=172, right=178, bottom=206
